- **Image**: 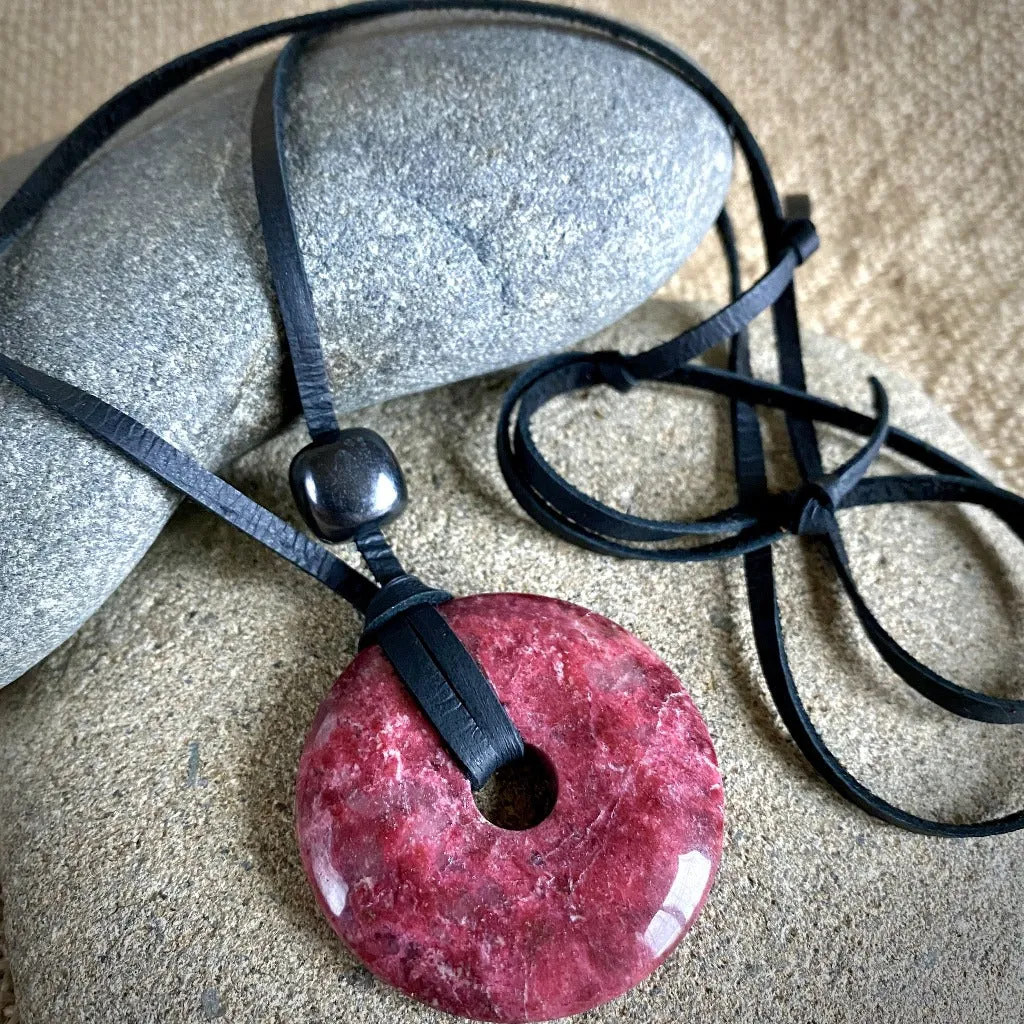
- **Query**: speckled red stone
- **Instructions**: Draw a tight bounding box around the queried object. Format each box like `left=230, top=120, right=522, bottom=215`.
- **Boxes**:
left=296, top=594, right=723, bottom=1023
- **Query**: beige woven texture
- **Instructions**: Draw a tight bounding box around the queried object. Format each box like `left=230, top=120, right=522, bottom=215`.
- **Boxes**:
left=2, top=0, right=1022, bottom=489
left=0, top=2, right=1022, bottom=1023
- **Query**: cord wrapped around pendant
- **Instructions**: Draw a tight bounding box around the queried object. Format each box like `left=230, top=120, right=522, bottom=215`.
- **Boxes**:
left=251, top=28, right=526, bottom=790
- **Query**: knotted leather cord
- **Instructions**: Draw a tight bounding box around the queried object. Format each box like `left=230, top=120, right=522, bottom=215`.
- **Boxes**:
left=0, top=1, right=1020, bottom=831
left=497, top=218, right=1024, bottom=836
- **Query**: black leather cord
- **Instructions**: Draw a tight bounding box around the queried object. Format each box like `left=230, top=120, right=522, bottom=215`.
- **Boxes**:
left=0, top=352, right=379, bottom=612
left=498, top=206, right=1024, bottom=836
left=252, top=33, right=526, bottom=785
left=0, top=346, right=522, bottom=788
left=1, top=0, right=1021, bottom=831
left=251, top=34, right=342, bottom=443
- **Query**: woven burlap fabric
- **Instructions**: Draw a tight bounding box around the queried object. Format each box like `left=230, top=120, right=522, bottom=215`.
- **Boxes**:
left=1, top=0, right=1022, bottom=489
left=0, top=1, right=1022, bottom=1022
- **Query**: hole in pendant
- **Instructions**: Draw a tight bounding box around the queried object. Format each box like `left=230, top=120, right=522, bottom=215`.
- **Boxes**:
left=473, top=745, right=558, bottom=831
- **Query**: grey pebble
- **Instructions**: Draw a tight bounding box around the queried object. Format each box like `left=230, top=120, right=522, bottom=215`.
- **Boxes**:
left=0, top=13, right=731, bottom=686
left=200, top=987, right=224, bottom=1020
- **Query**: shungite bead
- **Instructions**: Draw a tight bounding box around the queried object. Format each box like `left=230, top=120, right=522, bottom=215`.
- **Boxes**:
left=289, top=428, right=408, bottom=542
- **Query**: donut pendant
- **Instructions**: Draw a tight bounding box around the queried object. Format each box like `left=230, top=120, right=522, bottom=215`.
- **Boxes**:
left=296, top=594, right=724, bottom=1022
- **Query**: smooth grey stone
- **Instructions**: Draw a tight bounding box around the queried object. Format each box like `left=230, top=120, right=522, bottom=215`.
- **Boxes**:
left=0, top=13, right=732, bottom=687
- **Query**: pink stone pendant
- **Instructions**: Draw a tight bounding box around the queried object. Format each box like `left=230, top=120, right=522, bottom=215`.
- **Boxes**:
left=296, top=594, right=724, bottom=1022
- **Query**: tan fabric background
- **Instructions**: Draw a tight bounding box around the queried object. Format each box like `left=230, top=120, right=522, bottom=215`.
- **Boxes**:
left=0, top=1, right=1022, bottom=1020
left=1, top=0, right=1022, bottom=489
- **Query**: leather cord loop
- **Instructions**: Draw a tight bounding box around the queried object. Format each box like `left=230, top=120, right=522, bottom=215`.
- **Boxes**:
left=496, top=201, right=1024, bottom=837
left=354, top=531, right=523, bottom=788
left=359, top=574, right=453, bottom=640
left=370, top=611, right=521, bottom=789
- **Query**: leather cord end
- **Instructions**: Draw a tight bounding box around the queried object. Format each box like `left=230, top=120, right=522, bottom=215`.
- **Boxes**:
left=781, top=216, right=819, bottom=265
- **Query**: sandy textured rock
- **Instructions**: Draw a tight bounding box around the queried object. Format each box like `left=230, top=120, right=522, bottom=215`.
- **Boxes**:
left=0, top=300, right=1021, bottom=1024
left=0, top=13, right=732, bottom=687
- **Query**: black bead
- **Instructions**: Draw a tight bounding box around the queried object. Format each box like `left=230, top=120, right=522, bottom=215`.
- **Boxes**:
left=289, top=428, right=408, bottom=542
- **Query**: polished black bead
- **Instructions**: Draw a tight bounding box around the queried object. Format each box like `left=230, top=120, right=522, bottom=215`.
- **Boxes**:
left=289, top=428, right=408, bottom=542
